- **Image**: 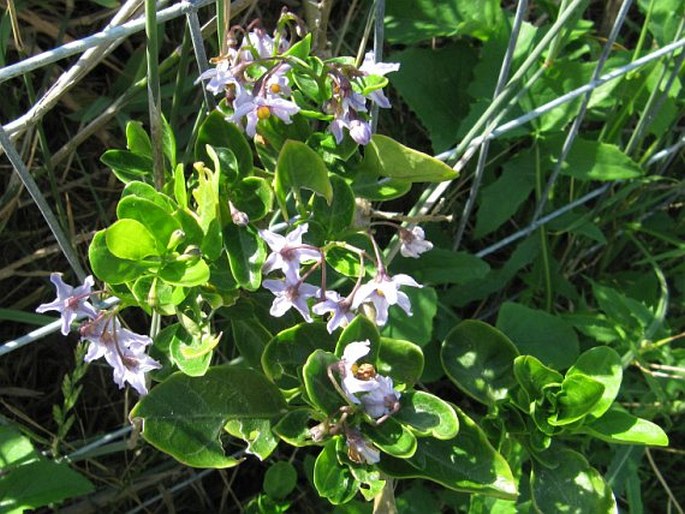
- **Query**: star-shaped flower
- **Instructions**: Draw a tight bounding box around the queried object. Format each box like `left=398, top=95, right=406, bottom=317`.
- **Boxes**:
left=352, top=272, right=421, bottom=326
left=360, top=375, right=401, bottom=419
left=312, top=290, right=355, bottom=333
left=260, top=223, right=320, bottom=282
left=399, top=226, right=434, bottom=258
left=358, top=51, right=400, bottom=109
left=262, top=278, right=319, bottom=322
left=36, top=273, right=98, bottom=335
left=230, top=91, right=300, bottom=137
left=339, top=340, right=379, bottom=401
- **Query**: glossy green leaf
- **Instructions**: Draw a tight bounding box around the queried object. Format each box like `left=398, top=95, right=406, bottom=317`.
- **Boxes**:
left=161, top=114, right=177, bottom=168
left=275, top=140, right=333, bottom=204
left=381, top=286, right=437, bottom=347
left=173, top=163, right=188, bottom=208
left=531, top=447, right=618, bottom=514
left=513, top=355, right=563, bottom=403
left=351, top=172, right=412, bottom=201
left=580, top=408, right=669, bottom=446
left=393, top=390, right=459, bottom=440
left=335, top=315, right=380, bottom=359
left=262, top=322, right=337, bottom=389
left=312, top=174, right=355, bottom=237
left=130, top=366, right=287, bottom=468
left=116, top=195, right=181, bottom=253
left=264, top=461, right=298, bottom=499
left=192, top=162, right=220, bottom=234
left=105, top=218, right=159, bottom=260
left=207, top=145, right=239, bottom=182
left=379, top=406, right=517, bottom=500
left=223, top=224, right=265, bottom=291
left=195, top=110, right=253, bottom=176
left=302, top=350, right=345, bottom=415
left=89, top=230, right=151, bottom=284
left=362, top=418, right=417, bottom=458
left=566, top=346, right=622, bottom=421
left=550, top=374, right=605, bottom=426
left=272, top=408, right=320, bottom=447
left=101, top=149, right=153, bottom=183
left=131, top=276, right=185, bottom=315
left=496, top=302, right=579, bottom=369
left=365, top=134, right=457, bottom=182
left=392, top=249, right=490, bottom=285
left=158, top=258, right=210, bottom=287
left=224, top=418, right=278, bottom=461
left=283, top=33, right=311, bottom=59
left=121, top=180, right=175, bottom=212
left=313, top=439, right=358, bottom=505
left=441, top=320, right=519, bottom=405
left=377, top=337, right=424, bottom=388
left=230, top=176, right=274, bottom=221
left=231, top=318, right=271, bottom=369
left=168, top=327, right=213, bottom=377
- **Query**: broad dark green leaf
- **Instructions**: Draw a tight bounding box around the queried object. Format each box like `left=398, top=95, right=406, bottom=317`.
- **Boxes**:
left=379, top=406, right=517, bottom=499
left=130, top=366, right=287, bottom=468
left=230, top=176, right=274, bottom=221
left=580, top=408, right=668, bottom=446
left=168, top=327, right=213, bottom=377
left=231, top=318, right=271, bottom=369
left=441, top=320, right=519, bottom=405
left=272, top=408, right=320, bottom=447
left=362, top=418, right=417, bottom=458
left=263, top=461, right=298, bottom=499
left=195, top=110, right=253, bottom=176
left=377, top=337, right=424, bottom=388
left=275, top=140, right=333, bottom=204
left=513, top=355, right=563, bottom=404
left=551, top=374, right=605, bottom=426
left=381, top=286, right=437, bottom=347
left=335, top=315, right=381, bottom=359
left=224, top=418, right=278, bottom=461
left=313, top=440, right=359, bottom=505
left=262, top=322, right=337, bottom=389
left=158, top=259, right=210, bottom=287
left=223, top=224, right=265, bottom=291
left=392, top=249, right=490, bottom=285
left=312, top=175, right=355, bottom=237
left=531, top=447, right=618, bottom=514
left=496, top=302, right=579, bottom=369
left=89, top=230, right=151, bottom=285
left=302, top=350, right=345, bottom=415
left=101, top=149, right=153, bottom=184
left=393, top=390, right=459, bottom=440
left=566, top=346, right=622, bottom=421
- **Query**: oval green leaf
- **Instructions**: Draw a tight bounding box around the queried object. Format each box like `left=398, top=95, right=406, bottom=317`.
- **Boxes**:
left=105, top=218, right=159, bottom=260
left=392, top=390, right=459, bottom=440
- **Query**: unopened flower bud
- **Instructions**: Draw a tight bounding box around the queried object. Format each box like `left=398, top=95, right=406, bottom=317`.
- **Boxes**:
left=309, top=420, right=329, bottom=442
left=177, top=245, right=201, bottom=264
left=229, top=201, right=249, bottom=226
left=166, top=229, right=186, bottom=251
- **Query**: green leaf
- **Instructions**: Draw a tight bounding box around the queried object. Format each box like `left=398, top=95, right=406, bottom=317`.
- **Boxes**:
left=275, top=140, right=333, bottom=204
left=272, top=408, right=320, bottom=447
left=351, top=172, right=412, bottom=201
left=379, top=406, right=517, bottom=500
left=126, top=120, right=152, bottom=157
left=302, top=350, right=345, bottom=415
left=89, top=230, right=151, bottom=284
left=230, top=176, right=274, bottom=221
left=392, top=390, right=459, bottom=439
left=313, top=439, right=359, bottom=505
left=377, top=337, right=424, bottom=389
left=580, top=408, right=669, bottom=446
left=550, top=374, right=605, bottom=426
left=0, top=426, right=94, bottom=513
left=566, top=346, right=622, bottom=421
left=441, top=320, right=519, bottom=405
left=544, top=137, right=643, bottom=181
left=224, top=418, right=278, bottom=461
left=362, top=418, right=417, bottom=458
left=159, top=258, right=210, bottom=287
left=168, top=326, right=213, bottom=377
left=223, top=224, right=265, bottom=290
left=381, top=287, right=437, bottom=347
left=231, top=318, right=271, bottom=369
left=389, top=43, right=479, bottom=152
left=101, top=149, right=153, bottom=184
left=385, top=0, right=503, bottom=43
left=364, top=135, right=457, bottom=182
left=196, top=110, right=253, bottom=176
left=335, top=315, right=381, bottom=359
left=264, top=461, right=298, bottom=499
left=105, top=218, right=160, bottom=260
left=130, top=365, right=286, bottom=468
left=283, top=33, right=311, bottom=59
left=206, top=145, right=239, bottom=182
left=512, top=355, right=563, bottom=403
left=116, top=195, right=181, bottom=253
left=161, top=114, right=177, bottom=168
left=392, top=249, right=490, bottom=285
left=262, top=323, right=337, bottom=389
left=531, top=447, right=618, bottom=514
left=192, top=162, right=221, bottom=234
left=173, top=163, right=188, bottom=208
left=121, top=180, right=175, bottom=213
left=496, top=302, right=579, bottom=369
left=312, top=175, right=355, bottom=237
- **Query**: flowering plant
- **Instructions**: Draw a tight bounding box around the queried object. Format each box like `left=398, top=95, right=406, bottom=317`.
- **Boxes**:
left=37, top=11, right=669, bottom=510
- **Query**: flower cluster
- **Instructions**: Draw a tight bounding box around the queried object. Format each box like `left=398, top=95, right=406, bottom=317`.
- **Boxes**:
left=198, top=18, right=400, bottom=145
left=258, top=223, right=430, bottom=332
left=37, top=273, right=160, bottom=395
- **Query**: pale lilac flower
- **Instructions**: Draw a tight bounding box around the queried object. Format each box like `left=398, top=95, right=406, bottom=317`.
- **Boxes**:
left=345, top=428, right=380, bottom=465
left=352, top=272, right=421, bottom=326
left=265, top=65, right=292, bottom=98
left=263, top=279, right=319, bottom=322
left=348, top=118, right=372, bottom=145
left=360, top=375, right=401, bottom=419
left=230, top=91, right=300, bottom=137
left=36, top=273, right=98, bottom=335
left=197, top=58, right=242, bottom=96
left=399, top=226, right=434, bottom=258
left=312, top=290, right=355, bottom=333
left=339, top=341, right=379, bottom=402
left=80, top=314, right=160, bottom=396
left=240, top=29, right=287, bottom=60
left=358, top=51, right=400, bottom=109
left=260, top=223, right=320, bottom=282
